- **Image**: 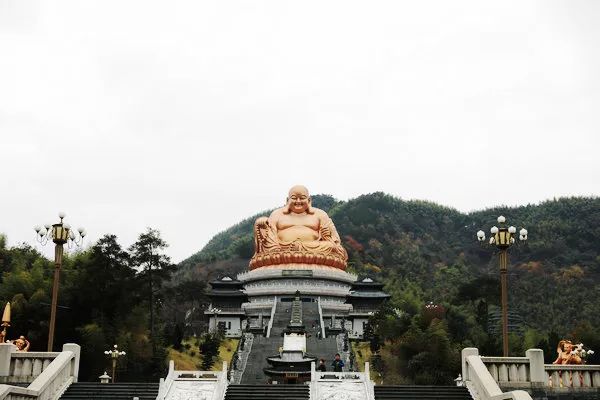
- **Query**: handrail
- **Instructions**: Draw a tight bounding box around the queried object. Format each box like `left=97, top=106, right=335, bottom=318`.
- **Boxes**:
left=462, top=349, right=532, bottom=400
left=317, top=297, right=326, bottom=338
left=481, top=357, right=529, bottom=364
left=266, top=296, right=277, bottom=338
left=0, top=345, right=79, bottom=400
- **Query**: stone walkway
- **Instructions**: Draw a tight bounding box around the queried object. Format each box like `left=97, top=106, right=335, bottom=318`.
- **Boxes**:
left=230, top=333, right=254, bottom=384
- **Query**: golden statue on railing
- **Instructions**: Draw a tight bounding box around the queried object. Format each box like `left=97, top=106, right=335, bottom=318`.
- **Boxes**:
left=553, top=340, right=583, bottom=365
left=1, top=302, right=30, bottom=351
left=251, top=185, right=348, bottom=270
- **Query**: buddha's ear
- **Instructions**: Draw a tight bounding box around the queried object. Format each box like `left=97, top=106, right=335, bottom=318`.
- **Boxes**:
left=283, top=197, right=291, bottom=214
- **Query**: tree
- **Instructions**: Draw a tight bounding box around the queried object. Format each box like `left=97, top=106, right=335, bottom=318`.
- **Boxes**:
left=129, top=229, right=175, bottom=339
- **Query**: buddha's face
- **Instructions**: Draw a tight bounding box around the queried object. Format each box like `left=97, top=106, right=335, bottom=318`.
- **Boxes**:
left=287, top=185, right=310, bottom=214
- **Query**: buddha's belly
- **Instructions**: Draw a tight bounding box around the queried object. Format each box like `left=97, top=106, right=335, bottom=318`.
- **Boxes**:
left=278, top=225, right=319, bottom=242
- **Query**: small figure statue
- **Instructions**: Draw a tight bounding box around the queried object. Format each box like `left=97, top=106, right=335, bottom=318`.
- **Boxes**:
left=251, top=185, right=348, bottom=269
left=553, top=340, right=582, bottom=365
left=12, top=336, right=30, bottom=352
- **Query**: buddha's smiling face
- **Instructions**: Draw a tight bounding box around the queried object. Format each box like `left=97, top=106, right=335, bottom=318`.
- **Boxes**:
left=287, top=185, right=310, bottom=214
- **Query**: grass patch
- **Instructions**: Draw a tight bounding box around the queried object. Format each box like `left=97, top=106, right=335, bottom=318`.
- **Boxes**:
left=351, top=341, right=383, bottom=383
left=167, top=337, right=240, bottom=371
left=210, top=338, right=239, bottom=371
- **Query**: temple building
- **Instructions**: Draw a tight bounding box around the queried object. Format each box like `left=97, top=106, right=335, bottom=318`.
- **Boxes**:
left=204, top=185, right=390, bottom=384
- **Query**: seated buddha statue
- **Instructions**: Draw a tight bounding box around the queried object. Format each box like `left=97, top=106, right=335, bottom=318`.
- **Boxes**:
left=251, top=185, right=348, bottom=269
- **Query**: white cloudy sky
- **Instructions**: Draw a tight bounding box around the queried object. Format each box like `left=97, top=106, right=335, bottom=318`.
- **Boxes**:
left=1, top=1, right=599, bottom=262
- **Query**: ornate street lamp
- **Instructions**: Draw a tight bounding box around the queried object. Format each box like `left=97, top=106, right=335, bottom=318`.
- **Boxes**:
left=208, top=306, right=222, bottom=333
left=476, top=215, right=528, bottom=357
left=104, top=344, right=126, bottom=382
left=34, top=212, right=86, bottom=351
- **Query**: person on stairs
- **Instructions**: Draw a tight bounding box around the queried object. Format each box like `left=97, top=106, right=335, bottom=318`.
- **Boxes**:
left=332, top=353, right=344, bottom=372
left=317, top=358, right=327, bottom=372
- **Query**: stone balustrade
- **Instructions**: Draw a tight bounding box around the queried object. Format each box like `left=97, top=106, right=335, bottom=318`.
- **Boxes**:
left=480, top=356, right=530, bottom=387
left=462, top=348, right=533, bottom=400
left=1, top=353, right=59, bottom=385
left=310, top=361, right=374, bottom=400
left=157, top=360, right=228, bottom=400
left=238, top=267, right=357, bottom=283
left=0, top=344, right=80, bottom=400
left=464, top=347, right=600, bottom=400
left=545, top=364, right=600, bottom=389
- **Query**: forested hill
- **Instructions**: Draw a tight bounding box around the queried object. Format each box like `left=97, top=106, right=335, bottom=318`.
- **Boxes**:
left=178, top=194, right=600, bottom=334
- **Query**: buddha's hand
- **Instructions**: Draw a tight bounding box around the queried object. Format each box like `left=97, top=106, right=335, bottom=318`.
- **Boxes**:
left=320, top=225, right=332, bottom=240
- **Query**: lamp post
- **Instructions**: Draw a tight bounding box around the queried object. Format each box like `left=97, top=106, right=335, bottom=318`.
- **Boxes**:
left=34, top=212, right=86, bottom=351
left=208, top=306, right=221, bottom=333
left=477, top=215, right=528, bottom=357
left=104, top=344, right=126, bottom=383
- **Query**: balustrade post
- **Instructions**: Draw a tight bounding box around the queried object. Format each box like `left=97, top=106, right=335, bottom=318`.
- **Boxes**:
left=498, top=364, right=508, bottom=382
left=509, top=364, right=518, bottom=381
left=461, top=348, right=479, bottom=380
left=572, top=371, right=582, bottom=388
left=525, top=349, right=546, bottom=385
left=0, top=343, right=16, bottom=376
left=563, top=371, right=572, bottom=387
left=63, top=343, right=81, bottom=382
left=551, top=371, right=560, bottom=387
left=592, top=371, right=600, bottom=387
left=582, top=371, right=591, bottom=387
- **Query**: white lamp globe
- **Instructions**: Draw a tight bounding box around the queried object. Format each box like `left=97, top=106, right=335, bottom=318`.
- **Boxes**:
left=520, top=228, right=528, bottom=236
left=497, top=216, right=506, bottom=223
left=58, top=212, right=66, bottom=219
left=490, top=226, right=499, bottom=234
left=508, top=226, right=516, bottom=234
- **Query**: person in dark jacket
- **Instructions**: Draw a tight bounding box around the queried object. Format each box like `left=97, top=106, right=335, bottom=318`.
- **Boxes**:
left=331, top=353, right=344, bottom=372
left=317, top=358, right=327, bottom=372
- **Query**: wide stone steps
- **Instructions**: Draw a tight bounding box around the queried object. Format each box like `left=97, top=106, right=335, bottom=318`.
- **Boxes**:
left=59, top=382, right=159, bottom=400
left=224, top=384, right=309, bottom=400
left=374, top=385, right=471, bottom=400
left=240, top=336, right=283, bottom=384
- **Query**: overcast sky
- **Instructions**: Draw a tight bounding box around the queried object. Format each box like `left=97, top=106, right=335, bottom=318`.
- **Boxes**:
left=1, top=1, right=599, bottom=262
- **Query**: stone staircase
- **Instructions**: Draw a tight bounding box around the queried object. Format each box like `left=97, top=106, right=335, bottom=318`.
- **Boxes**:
left=240, top=335, right=283, bottom=384
left=60, top=382, right=159, bottom=400
left=374, top=385, right=471, bottom=400
left=224, top=384, right=309, bottom=400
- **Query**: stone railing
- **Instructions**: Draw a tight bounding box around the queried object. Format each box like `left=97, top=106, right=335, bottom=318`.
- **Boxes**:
left=238, top=267, right=357, bottom=283
left=480, top=356, right=531, bottom=388
left=157, top=360, right=228, bottom=400
left=317, top=297, right=326, bottom=338
left=464, top=347, right=600, bottom=399
left=462, top=348, right=533, bottom=400
left=545, top=364, right=600, bottom=389
left=0, top=353, right=59, bottom=385
left=266, top=297, right=277, bottom=338
left=0, top=343, right=80, bottom=400
left=310, top=361, right=374, bottom=400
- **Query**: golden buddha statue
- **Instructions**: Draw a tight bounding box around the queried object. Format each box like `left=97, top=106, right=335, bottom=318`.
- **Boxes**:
left=250, top=185, right=348, bottom=270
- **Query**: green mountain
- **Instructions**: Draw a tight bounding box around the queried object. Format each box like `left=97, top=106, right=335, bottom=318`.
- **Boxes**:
left=178, top=193, right=600, bottom=336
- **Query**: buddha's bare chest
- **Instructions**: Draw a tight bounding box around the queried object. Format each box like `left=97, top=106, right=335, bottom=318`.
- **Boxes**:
left=276, top=214, right=320, bottom=230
